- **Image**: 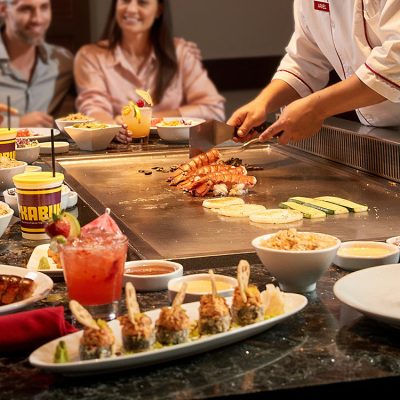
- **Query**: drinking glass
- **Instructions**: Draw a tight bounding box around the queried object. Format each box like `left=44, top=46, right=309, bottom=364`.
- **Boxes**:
left=122, top=107, right=152, bottom=139
left=60, top=230, right=128, bottom=321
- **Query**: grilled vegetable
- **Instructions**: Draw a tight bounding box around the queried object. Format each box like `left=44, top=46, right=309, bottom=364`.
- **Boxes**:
left=315, top=196, right=368, bottom=213
left=279, top=201, right=326, bottom=219
left=289, top=197, right=349, bottom=215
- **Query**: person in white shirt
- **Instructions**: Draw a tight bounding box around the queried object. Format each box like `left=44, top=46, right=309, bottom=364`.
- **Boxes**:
left=228, top=0, right=400, bottom=145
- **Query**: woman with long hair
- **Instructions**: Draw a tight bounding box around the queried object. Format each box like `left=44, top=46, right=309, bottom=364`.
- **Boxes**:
left=74, top=0, right=225, bottom=142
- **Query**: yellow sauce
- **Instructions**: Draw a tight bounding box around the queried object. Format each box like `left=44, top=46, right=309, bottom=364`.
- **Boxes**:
left=173, top=280, right=232, bottom=293
left=338, top=246, right=393, bottom=257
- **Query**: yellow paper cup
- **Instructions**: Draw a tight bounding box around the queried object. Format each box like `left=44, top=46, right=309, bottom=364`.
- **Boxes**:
left=0, top=128, right=17, bottom=160
left=13, top=172, right=64, bottom=240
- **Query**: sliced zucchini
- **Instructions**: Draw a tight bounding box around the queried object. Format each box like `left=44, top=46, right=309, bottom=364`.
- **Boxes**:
left=315, top=196, right=368, bottom=213
left=289, top=197, right=349, bottom=215
left=279, top=201, right=326, bottom=219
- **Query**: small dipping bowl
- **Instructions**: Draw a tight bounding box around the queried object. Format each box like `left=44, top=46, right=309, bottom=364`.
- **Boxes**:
left=386, top=236, right=400, bottom=249
left=123, top=260, right=183, bottom=291
left=168, top=273, right=238, bottom=304
left=333, top=241, right=400, bottom=271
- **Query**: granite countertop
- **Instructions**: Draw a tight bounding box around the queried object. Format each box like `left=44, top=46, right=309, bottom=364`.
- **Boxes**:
left=1, top=219, right=400, bottom=398
left=1, top=140, right=400, bottom=398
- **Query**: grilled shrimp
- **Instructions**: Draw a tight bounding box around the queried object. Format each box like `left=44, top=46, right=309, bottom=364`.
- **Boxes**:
left=177, top=165, right=247, bottom=189
left=168, top=149, right=221, bottom=185
left=188, top=173, right=257, bottom=197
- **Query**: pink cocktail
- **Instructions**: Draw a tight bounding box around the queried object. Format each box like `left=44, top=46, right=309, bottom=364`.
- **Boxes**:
left=60, top=229, right=128, bottom=320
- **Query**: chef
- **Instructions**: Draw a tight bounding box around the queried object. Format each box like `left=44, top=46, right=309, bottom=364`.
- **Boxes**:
left=228, top=0, right=400, bottom=144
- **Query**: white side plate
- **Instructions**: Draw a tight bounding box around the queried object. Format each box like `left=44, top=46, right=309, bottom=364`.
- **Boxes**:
left=17, top=127, right=61, bottom=141
left=29, top=292, right=307, bottom=375
left=334, top=263, right=400, bottom=328
left=26, top=244, right=63, bottom=278
left=0, top=264, right=53, bottom=314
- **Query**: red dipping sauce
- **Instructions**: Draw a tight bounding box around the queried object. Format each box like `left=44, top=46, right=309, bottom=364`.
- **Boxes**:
left=125, top=265, right=175, bottom=276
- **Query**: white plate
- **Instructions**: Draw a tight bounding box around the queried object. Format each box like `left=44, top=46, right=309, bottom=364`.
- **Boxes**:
left=29, top=292, right=307, bottom=375
left=26, top=243, right=63, bottom=278
left=334, top=264, right=400, bottom=328
left=0, top=264, right=53, bottom=314
left=17, top=127, right=61, bottom=141
left=40, top=141, right=69, bottom=154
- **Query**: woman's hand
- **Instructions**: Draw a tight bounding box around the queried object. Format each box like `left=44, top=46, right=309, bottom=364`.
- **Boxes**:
left=115, top=124, right=133, bottom=143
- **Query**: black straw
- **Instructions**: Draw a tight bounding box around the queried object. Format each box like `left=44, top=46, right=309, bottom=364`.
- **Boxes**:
left=6, top=96, right=10, bottom=130
left=51, top=128, right=55, bottom=177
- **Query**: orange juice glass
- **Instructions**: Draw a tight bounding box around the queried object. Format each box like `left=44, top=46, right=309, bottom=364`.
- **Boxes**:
left=60, top=230, right=128, bottom=320
left=122, top=106, right=152, bottom=138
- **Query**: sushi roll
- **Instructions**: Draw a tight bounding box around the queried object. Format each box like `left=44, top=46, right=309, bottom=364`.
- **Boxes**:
left=198, top=270, right=231, bottom=335
left=156, top=282, right=190, bottom=345
left=231, top=260, right=263, bottom=326
left=119, top=282, right=155, bottom=352
left=69, top=300, right=115, bottom=360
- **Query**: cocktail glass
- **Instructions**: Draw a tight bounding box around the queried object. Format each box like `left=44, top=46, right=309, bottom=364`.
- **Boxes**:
left=122, top=106, right=152, bottom=139
left=60, top=230, right=128, bottom=321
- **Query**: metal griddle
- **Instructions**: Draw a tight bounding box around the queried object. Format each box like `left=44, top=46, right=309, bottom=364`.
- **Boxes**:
left=56, top=144, right=400, bottom=261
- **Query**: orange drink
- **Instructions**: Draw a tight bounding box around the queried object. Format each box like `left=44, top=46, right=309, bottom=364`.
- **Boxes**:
left=60, top=229, right=128, bottom=320
left=121, top=103, right=152, bottom=138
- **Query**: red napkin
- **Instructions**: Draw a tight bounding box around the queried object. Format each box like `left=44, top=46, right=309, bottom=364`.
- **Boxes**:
left=0, top=306, right=77, bottom=353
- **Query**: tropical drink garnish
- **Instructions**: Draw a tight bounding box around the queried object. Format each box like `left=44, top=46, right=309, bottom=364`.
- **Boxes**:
left=121, top=90, right=153, bottom=138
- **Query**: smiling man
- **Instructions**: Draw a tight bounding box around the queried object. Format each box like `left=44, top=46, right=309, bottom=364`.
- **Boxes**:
left=0, top=0, right=73, bottom=127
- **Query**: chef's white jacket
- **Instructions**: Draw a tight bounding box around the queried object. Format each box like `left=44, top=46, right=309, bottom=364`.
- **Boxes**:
left=273, top=0, right=400, bottom=127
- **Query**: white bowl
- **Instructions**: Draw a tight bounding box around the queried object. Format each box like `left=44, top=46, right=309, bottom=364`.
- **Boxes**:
left=2, top=189, right=18, bottom=215
left=55, top=117, right=95, bottom=133
left=61, top=184, right=70, bottom=210
left=123, top=260, right=183, bottom=291
left=15, top=143, right=40, bottom=164
left=0, top=161, right=27, bottom=191
left=156, top=117, right=205, bottom=142
left=167, top=273, right=237, bottom=304
left=333, top=241, right=399, bottom=272
left=252, top=231, right=341, bottom=293
left=386, top=236, right=400, bottom=248
left=0, top=201, right=14, bottom=237
left=67, top=191, right=78, bottom=208
left=64, top=124, right=119, bottom=151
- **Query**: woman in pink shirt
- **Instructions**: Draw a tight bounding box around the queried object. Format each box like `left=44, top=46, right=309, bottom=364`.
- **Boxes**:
left=74, top=0, right=225, bottom=143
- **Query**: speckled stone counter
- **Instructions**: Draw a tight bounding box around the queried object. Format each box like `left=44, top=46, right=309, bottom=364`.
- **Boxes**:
left=1, top=216, right=400, bottom=399
left=1, top=139, right=400, bottom=399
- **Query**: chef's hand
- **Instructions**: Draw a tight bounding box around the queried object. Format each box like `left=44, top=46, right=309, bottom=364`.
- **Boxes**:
left=259, top=97, right=324, bottom=144
left=227, top=98, right=267, bottom=143
left=115, top=124, right=133, bottom=144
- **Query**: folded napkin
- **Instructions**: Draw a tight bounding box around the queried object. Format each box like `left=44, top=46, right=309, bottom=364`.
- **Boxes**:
left=0, top=306, right=77, bottom=354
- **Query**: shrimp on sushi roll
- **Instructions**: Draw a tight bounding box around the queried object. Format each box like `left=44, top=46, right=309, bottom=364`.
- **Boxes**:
left=198, top=269, right=231, bottom=335
left=156, top=282, right=190, bottom=345
left=231, top=260, right=263, bottom=326
left=119, top=282, right=155, bottom=352
left=70, top=300, right=115, bottom=360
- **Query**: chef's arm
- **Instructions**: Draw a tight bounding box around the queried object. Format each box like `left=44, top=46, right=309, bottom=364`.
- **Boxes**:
left=259, top=75, right=387, bottom=144
left=309, top=75, right=386, bottom=120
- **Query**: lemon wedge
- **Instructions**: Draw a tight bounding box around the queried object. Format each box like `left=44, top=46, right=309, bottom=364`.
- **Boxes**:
left=136, top=89, right=153, bottom=107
